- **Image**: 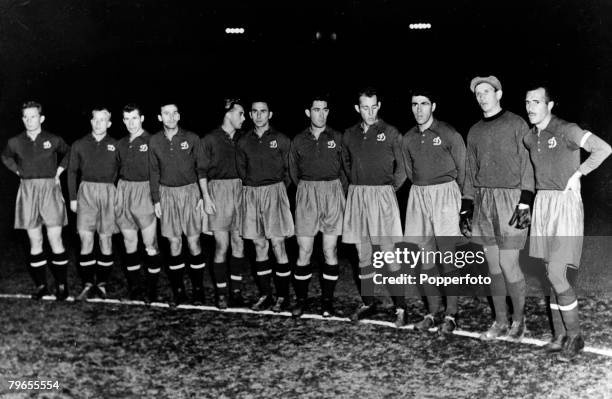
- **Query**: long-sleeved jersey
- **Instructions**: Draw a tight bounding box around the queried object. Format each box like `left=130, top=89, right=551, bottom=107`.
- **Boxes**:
left=289, top=127, right=344, bottom=185
left=235, top=127, right=291, bottom=187
left=524, top=115, right=612, bottom=190
left=342, top=119, right=406, bottom=189
left=402, top=119, right=466, bottom=188
left=117, top=131, right=151, bottom=182
left=148, top=128, right=205, bottom=203
left=463, top=110, right=534, bottom=199
left=200, top=127, right=241, bottom=180
left=68, top=133, right=119, bottom=201
left=2, top=130, right=69, bottom=179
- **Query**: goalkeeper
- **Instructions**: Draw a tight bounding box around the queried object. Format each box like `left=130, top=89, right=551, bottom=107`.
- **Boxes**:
left=461, top=76, right=534, bottom=342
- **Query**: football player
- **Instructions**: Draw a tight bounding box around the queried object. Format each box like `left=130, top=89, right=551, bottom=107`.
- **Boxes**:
left=149, top=102, right=207, bottom=306
left=289, top=94, right=346, bottom=317
left=524, top=85, right=611, bottom=359
left=116, top=104, right=162, bottom=302
left=402, top=89, right=466, bottom=332
left=342, top=87, right=408, bottom=324
left=1, top=101, right=70, bottom=300
left=200, top=99, right=248, bottom=308
left=68, top=107, right=120, bottom=300
left=236, top=99, right=295, bottom=312
left=462, top=76, right=534, bottom=341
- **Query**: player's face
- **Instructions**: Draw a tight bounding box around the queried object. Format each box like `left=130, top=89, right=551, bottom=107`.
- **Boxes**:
left=525, top=88, right=553, bottom=126
left=228, top=104, right=246, bottom=130
left=474, top=83, right=501, bottom=114
left=159, top=104, right=180, bottom=130
left=411, top=96, right=436, bottom=126
left=91, top=110, right=111, bottom=135
left=355, top=95, right=380, bottom=126
left=123, top=110, right=144, bottom=135
left=250, top=102, right=272, bottom=129
left=22, top=107, right=45, bottom=133
left=307, top=100, right=329, bottom=129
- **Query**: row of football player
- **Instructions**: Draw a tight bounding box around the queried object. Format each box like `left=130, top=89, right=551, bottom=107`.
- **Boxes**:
left=2, top=75, right=611, bottom=361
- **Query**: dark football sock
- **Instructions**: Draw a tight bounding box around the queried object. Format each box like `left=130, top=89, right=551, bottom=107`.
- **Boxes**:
left=78, top=253, right=96, bottom=285
left=274, top=262, right=291, bottom=298
left=28, top=252, right=48, bottom=287
left=321, top=263, right=339, bottom=300
left=293, top=263, right=312, bottom=300
left=255, top=260, right=273, bottom=296
left=213, top=261, right=229, bottom=295
left=96, top=253, right=114, bottom=286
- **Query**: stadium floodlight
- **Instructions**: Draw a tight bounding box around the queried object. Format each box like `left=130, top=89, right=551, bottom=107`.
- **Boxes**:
left=225, top=27, right=245, bottom=34
left=409, top=23, right=432, bottom=30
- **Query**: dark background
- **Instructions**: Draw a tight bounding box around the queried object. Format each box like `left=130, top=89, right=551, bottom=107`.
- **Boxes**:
left=0, top=0, right=611, bottom=243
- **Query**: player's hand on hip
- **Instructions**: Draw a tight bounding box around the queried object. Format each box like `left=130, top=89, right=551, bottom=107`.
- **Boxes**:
left=564, top=171, right=582, bottom=194
left=70, top=200, right=77, bottom=213
left=154, top=202, right=162, bottom=218
left=203, top=197, right=216, bottom=215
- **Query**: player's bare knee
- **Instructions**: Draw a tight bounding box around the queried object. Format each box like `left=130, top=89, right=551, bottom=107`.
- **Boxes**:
left=186, top=235, right=201, bottom=256
left=356, top=245, right=373, bottom=266
left=27, top=227, right=44, bottom=253
left=322, top=243, right=338, bottom=264
left=28, top=236, right=44, bottom=253
left=215, top=239, right=229, bottom=255
left=230, top=232, right=244, bottom=254
left=546, top=262, right=570, bottom=293
left=99, top=234, right=113, bottom=255
left=214, top=243, right=228, bottom=263
left=253, top=238, right=268, bottom=251
left=499, top=253, right=523, bottom=283
left=122, top=231, right=139, bottom=253
left=46, top=227, right=65, bottom=253
left=297, top=252, right=312, bottom=267
left=79, top=231, right=95, bottom=254
left=168, top=237, right=182, bottom=256
left=141, top=223, right=158, bottom=248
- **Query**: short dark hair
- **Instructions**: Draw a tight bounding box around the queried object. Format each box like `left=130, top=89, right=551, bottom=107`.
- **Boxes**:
left=160, top=102, right=179, bottom=112
left=21, top=101, right=43, bottom=115
left=526, top=85, right=554, bottom=103
left=357, top=87, right=379, bottom=102
left=250, top=99, right=271, bottom=111
left=410, top=89, right=437, bottom=105
left=123, top=103, right=143, bottom=116
left=306, top=93, right=331, bottom=110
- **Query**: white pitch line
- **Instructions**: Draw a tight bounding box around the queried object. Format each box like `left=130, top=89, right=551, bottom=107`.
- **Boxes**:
left=2, top=293, right=612, bottom=358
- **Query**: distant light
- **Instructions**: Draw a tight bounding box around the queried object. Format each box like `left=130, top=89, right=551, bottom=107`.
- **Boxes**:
left=409, top=23, right=431, bottom=30
left=225, top=27, right=245, bottom=34
left=315, top=31, right=338, bottom=41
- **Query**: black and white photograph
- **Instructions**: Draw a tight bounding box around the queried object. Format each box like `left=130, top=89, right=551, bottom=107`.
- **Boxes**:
left=1, top=0, right=611, bottom=397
